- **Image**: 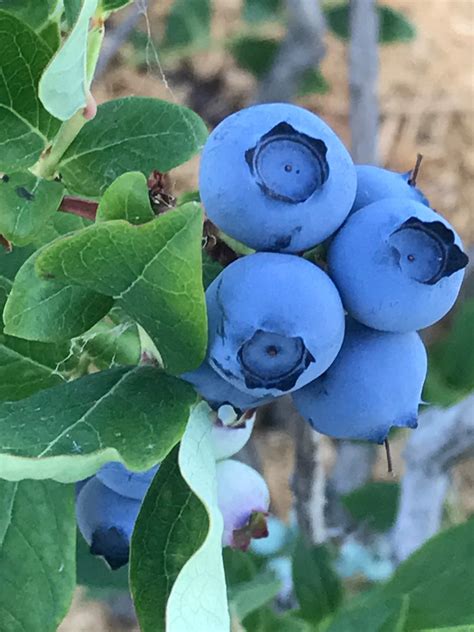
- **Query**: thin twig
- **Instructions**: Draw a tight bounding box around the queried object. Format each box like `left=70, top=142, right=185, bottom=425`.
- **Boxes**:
left=255, top=0, right=326, bottom=103
left=392, top=394, right=474, bottom=562
left=349, top=0, right=379, bottom=164
left=59, top=196, right=99, bottom=221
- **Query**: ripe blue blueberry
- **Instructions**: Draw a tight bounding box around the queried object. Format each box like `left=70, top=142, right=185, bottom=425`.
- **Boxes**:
left=328, top=199, right=469, bottom=332
left=216, top=459, right=270, bottom=550
left=351, top=164, right=429, bottom=214
left=76, top=476, right=141, bottom=569
left=182, top=360, right=274, bottom=410
left=293, top=319, right=428, bottom=443
left=96, top=462, right=159, bottom=500
left=206, top=253, right=345, bottom=397
left=199, top=103, right=356, bottom=252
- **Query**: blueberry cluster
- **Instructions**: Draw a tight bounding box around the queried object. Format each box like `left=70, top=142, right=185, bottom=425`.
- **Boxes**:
left=76, top=411, right=269, bottom=569
left=187, top=102, right=469, bottom=443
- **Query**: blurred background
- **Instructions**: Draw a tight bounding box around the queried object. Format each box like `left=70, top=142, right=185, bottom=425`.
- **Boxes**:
left=61, top=0, right=473, bottom=629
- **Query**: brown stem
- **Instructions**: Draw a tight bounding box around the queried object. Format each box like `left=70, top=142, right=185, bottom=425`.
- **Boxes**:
left=59, top=196, right=98, bottom=221
left=408, top=153, right=423, bottom=187
left=0, top=235, right=12, bottom=252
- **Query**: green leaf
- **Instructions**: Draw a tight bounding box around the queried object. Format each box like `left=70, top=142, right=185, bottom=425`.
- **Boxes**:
left=32, top=211, right=92, bottom=248
left=3, top=249, right=113, bottom=342
left=131, top=401, right=229, bottom=632
left=76, top=531, right=129, bottom=595
left=223, top=547, right=259, bottom=587
left=298, top=68, right=330, bottom=96
left=80, top=319, right=141, bottom=369
left=39, top=0, right=98, bottom=120
left=292, top=538, right=343, bottom=624
left=0, top=276, right=11, bottom=320
left=0, top=11, right=59, bottom=170
left=258, top=609, right=314, bottom=632
left=0, top=479, right=76, bottom=632
left=39, top=19, right=62, bottom=53
left=101, top=0, right=134, bottom=12
left=416, top=627, right=474, bottom=632
left=325, top=3, right=416, bottom=44
left=96, top=171, right=155, bottom=224
left=427, top=299, right=474, bottom=397
left=379, top=519, right=474, bottom=629
left=229, top=36, right=279, bottom=78
left=36, top=204, right=207, bottom=374
left=229, top=573, right=282, bottom=621
left=0, top=172, right=64, bottom=246
left=202, top=251, right=223, bottom=289
left=0, top=336, right=70, bottom=401
left=0, top=0, right=60, bottom=30
left=58, top=97, right=208, bottom=196
left=0, top=365, right=196, bottom=482
left=64, top=0, right=82, bottom=28
left=242, top=0, right=283, bottom=23
left=324, top=595, right=409, bottom=632
left=163, top=0, right=211, bottom=49
left=341, top=481, right=400, bottom=531
left=0, top=245, right=36, bottom=280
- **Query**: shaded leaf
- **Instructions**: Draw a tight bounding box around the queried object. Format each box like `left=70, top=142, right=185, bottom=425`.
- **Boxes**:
left=58, top=97, right=208, bottom=196
left=341, top=481, right=400, bottom=531
left=229, top=36, right=279, bottom=78
left=292, top=538, right=343, bottom=624
left=0, top=0, right=59, bottom=30
left=163, top=0, right=211, bottom=49
left=64, top=0, right=82, bottom=28
left=131, top=402, right=229, bottom=632
left=0, top=11, right=59, bottom=170
left=242, top=0, right=283, bottom=22
left=202, top=251, right=223, bottom=289
left=0, top=365, right=197, bottom=482
left=298, top=68, right=330, bottom=96
left=39, top=0, right=99, bottom=120
left=76, top=531, right=129, bottom=595
left=229, top=573, right=281, bottom=621
left=80, top=319, right=141, bottom=369
left=380, top=519, right=474, bottom=630
left=36, top=204, right=207, bottom=374
left=0, top=479, right=76, bottom=632
left=325, top=3, right=416, bottom=44
left=0, top=172, right=64, bottom=246
left=96, top=171, right=155, bottom=224
left=3, top=249, right=113, bottom=342
left=39, top=19, right=62, bottom=53
left=325, top=595, right=409, bottom=632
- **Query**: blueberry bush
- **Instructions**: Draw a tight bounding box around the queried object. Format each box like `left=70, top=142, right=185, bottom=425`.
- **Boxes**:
left=0, top=2, right=473, bottom=632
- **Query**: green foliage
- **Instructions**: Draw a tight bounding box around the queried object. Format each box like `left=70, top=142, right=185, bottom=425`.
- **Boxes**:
left=76, top=531, right=130, bottom=594
left=39, top=0, right=98, bottom=120
left=292, top=538, right=343, bottom=624
left=202, top=251, right=223, bottom=289
left=229, top=36, right=279, bottom=78
left=0, top=11, right=59, bottom=171
left=0, top=479, right=76, bottom=632
left=39, top=19, right=62, bottom=52
left=64, top=0, right=81, bottom=28
left=58, top=97, right=208, bottom=196
left=298, top=68, right=331, bottom=96
left=101, top=0, right=134, bottom=12
left=425, top=299, right=474, bottom=405
left=3, top=248, right=113, bottom=342
left=341, top=481, right=400, bottom=531
left=96, top=172, right=155, bottom=224
left=0, top=172, right=64, bottom=246
left=0, top=365, right=197, bottom=481
left=242, top=0, right=283, bottom=23
left=0, top=0, right=59, bottom=30
left=131, top=402, right=229, bottom=632
left=36, top=204, right=207, bottom=374
left=325, top=3, right=416, bottom=44
left=163, top=0, right=211, bottom=50
left=323, top=595, right=409, bottom=632
left=229, top=573, right=282, bottom=621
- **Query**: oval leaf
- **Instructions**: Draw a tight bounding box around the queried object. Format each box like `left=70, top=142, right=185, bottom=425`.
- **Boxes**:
left=0, top=479, right=76, bottom=632
left=0, top=365, right=197, bottom=482
left=96, top=171, right=155, bottom=224
left=58, top=97, right=208, bottom=196
left=36, top=204, right=207, bottom=374
left=39, top=0, right=98, bottom=120
left=0, top=172, right=64, bottom=246
left=0, top=10, right=59, bottom=170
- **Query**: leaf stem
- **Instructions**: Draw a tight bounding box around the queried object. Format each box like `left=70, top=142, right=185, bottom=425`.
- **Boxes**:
left=59, top=195, right=98, bottom=220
